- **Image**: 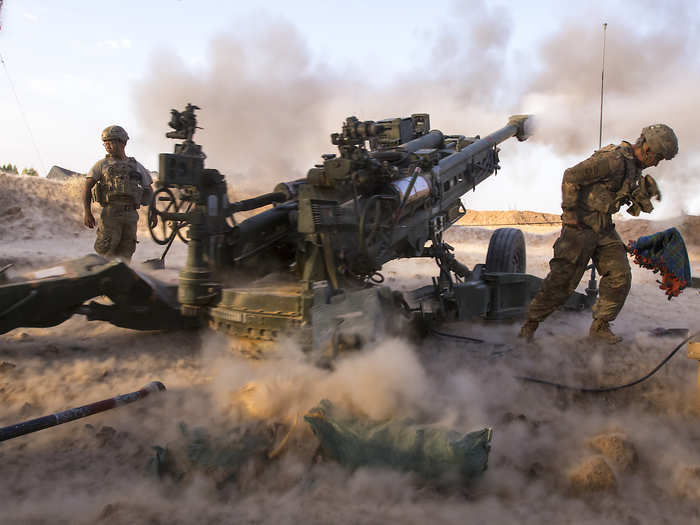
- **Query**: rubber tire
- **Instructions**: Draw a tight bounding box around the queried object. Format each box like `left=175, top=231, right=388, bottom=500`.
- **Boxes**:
left=485, top=227, right=526, bottom=273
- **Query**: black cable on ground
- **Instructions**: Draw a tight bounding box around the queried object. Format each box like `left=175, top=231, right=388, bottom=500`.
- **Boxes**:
left=429, top=327, right=514, bottom=357
left=516, top=330, right=700, bottom=393
left=430, top=327, right=484, bottom=344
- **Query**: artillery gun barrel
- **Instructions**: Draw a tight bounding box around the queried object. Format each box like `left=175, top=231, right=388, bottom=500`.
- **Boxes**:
left=438, top=115, right=530, bottom=173
left=228, top=191, right=287, bottom=213
left=398, top=130, right=444, bottom=153
left=0, top=381, right=166, bottom=442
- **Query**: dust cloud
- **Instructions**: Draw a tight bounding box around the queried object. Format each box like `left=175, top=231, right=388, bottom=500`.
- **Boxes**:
left=3, top=246, right=700, bottom=524
left=2, top=176, right=700, bottom=523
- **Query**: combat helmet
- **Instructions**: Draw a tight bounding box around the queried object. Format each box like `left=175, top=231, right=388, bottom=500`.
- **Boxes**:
left=641, top=124, right=678, bottom=160
left=101, top=125, right=129, bottom=143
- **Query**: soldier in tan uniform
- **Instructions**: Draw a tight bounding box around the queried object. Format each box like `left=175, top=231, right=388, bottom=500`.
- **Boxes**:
left=519, top=124, right=678, bottom=343
left=83, top=125, right=155, bottom=262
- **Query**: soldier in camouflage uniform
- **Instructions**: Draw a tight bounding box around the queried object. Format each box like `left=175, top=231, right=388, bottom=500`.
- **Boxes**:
left=83, top=125, right=156, bottom=262
left=519, top=124, right=678, bottom=343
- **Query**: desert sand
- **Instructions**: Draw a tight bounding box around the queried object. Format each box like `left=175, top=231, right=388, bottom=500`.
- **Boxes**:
left=1, top=172, right=700, bottom=524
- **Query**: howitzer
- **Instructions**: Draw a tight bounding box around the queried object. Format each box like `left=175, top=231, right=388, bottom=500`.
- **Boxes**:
left=149, top=110, right=532, bottom=281
left=144, top=107, right=567, bottom=354
left=0, top=106, right=589, bottom=353
left=0, top=382, right=166, bottom=442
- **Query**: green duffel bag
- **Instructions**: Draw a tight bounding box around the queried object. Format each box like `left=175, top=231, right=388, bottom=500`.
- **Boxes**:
left=304, top=399, right=492, bottom=480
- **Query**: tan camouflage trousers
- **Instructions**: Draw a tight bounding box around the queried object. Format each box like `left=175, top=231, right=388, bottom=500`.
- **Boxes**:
left=526, top=224, right=631, bottom=322
left=94, top=203, right=139, bottom=261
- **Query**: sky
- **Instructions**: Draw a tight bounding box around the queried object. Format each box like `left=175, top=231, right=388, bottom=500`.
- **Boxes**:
left=1, top=0, right=699, bottom=215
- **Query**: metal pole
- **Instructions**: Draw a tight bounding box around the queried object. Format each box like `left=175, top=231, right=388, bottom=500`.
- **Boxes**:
left=598, top=22, right=608, bottom=149
left=589, top=22, right=607, bottom=300
left=0, top=381, right=166, bottom=442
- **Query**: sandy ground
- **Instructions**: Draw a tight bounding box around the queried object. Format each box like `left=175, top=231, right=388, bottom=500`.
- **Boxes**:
left=2, top=173, right=700, bottom=524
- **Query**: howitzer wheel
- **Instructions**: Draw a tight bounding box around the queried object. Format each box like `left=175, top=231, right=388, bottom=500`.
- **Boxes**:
left=176, top=200, right=193, bottom=244
left=485, top=228, right=526, bottom=273
left=148, top=187, right=181, bottom=245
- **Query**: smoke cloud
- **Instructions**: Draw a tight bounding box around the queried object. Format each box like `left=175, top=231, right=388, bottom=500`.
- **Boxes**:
left=524, top=4, right=700, bottom=152
left=132, top=5, right=522, bottom=196
left=133, top=18, right=345, bottom=196
left=132, top=2, right=700, bottom=215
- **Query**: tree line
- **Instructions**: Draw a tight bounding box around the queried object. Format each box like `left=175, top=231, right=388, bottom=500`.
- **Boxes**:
left=1, top=164, right=38, bottom=176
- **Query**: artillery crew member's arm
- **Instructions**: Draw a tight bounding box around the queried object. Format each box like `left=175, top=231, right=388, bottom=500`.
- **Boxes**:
left=83, top=159, right=105, bottom=229
left=133, top=160, right=157, bottom=229
left=133, top=160, right=154, bottom=207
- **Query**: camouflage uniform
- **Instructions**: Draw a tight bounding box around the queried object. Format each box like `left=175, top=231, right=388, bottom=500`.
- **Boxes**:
left=525, top=142, right=640, bottom=325
left=87, top=156, right=152, bottom=261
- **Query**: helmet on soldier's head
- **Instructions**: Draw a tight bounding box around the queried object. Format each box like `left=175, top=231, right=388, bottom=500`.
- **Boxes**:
left=641, top=124, right=678, bottom=160
left=101, top=125, right=129, bottom=144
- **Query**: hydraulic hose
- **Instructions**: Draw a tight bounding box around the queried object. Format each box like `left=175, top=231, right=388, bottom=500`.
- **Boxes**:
left=516, top=331, right=700, bottom=393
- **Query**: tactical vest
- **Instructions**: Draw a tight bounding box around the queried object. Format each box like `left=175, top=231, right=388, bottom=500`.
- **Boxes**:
left=92, top=158, right=145, bottom=207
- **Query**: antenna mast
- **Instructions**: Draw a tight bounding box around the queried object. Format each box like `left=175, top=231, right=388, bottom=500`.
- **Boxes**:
left=587, top=23, right=608, bottom=302
left=598, top=22, right=607, bottom=149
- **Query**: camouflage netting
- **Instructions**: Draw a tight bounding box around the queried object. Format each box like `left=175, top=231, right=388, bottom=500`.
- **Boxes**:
left=304, top=399, right=493, bottom=480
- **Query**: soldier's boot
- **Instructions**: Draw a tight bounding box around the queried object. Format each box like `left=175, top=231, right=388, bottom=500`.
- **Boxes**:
left=518, top=320, right=539, bottom=342
left=589, top=319, right=622, bottom=344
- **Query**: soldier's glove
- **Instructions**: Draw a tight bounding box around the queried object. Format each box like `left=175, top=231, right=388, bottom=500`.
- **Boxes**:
left=643, top=174, right=661, bottom=200
left=627, top=175, right=661, bottom=216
